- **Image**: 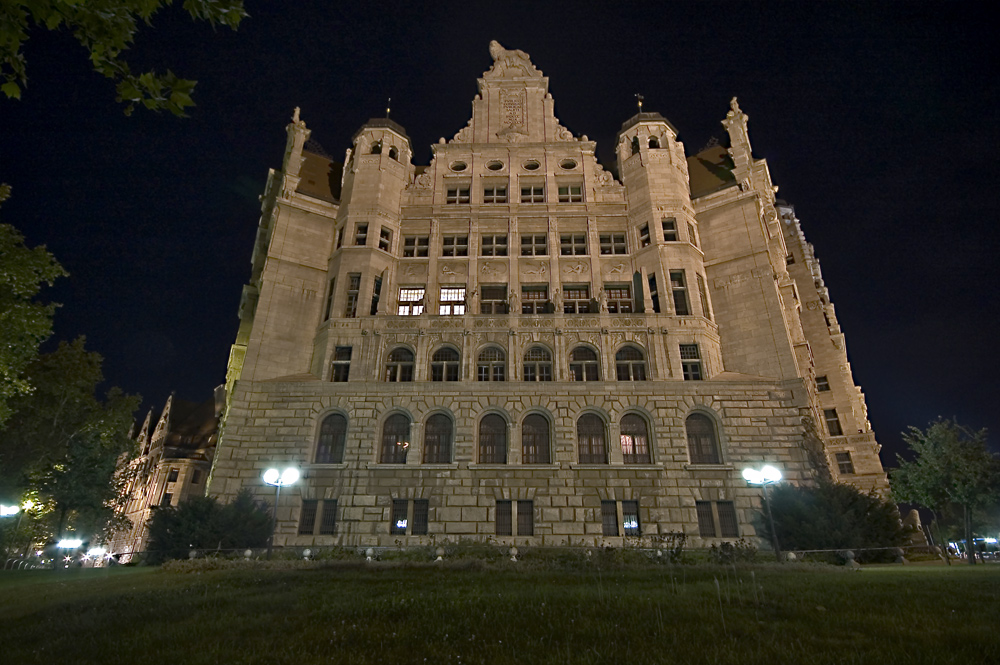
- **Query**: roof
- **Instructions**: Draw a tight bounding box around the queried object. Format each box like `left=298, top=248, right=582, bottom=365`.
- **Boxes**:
left=162, top=396, right=219, bottom=451
left=617, top=111, right=679, bottom=141
left=295, top=150, right=342, bottom=203
left=687, top=143, right=737, bottom=199
left=351, top=117, right=410, bottom=142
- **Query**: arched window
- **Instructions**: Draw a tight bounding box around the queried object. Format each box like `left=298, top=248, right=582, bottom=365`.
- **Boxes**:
left=431, top=347, right=461, bottom=381
left=615, top=346, right=647, bottom=381
left=522, top=414, right=551, bottom=464
left=380, top=413, right=410, bottom=464
left=569, top=346, right=600, bottom=381
left=370, top=141, right=382, bottom=154
left=686, top=413, right=721, bottom=464
left=523, top=346, right=552, bottom=381
left=388, top=146, right=399, bottom=161
left=315, top=413, right=347, bottom=464
left=477, top=347, right=506, bottom=382
left=648, top=137, right=660, bottom=149
left=385, top=348, right=414, bottom=382
left=620, top=414, right=651, bottom=464
left=631, top=136, right=640, bottom=155
left=423, top=414, right=453, bottom=464
left=479, top=414, right=507, bottom=464
left=577, top=414, right=608, bottom=464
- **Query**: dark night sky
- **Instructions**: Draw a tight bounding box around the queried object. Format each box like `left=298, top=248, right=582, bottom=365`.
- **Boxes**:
left=2, top=2, right=997, bottom=464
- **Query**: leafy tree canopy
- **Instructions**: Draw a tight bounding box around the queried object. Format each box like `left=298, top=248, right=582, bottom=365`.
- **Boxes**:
left=1, top=0, right=247, bottom=115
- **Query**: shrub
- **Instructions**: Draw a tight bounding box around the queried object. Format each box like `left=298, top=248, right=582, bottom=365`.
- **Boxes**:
left=708, top=539, right=758, bottom=564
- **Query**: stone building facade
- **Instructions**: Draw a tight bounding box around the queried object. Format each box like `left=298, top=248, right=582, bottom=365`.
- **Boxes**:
left=208, top=42, right=888, bottom=549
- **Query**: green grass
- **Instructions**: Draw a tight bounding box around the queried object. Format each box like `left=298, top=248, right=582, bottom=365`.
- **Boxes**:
left=1, top=561, right=998, bottom=664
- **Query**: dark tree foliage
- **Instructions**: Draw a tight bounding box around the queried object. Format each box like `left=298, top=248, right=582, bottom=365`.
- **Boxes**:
left=759, top=481, right=907, bottom=561
left=145, top=488, right=271, bottom=563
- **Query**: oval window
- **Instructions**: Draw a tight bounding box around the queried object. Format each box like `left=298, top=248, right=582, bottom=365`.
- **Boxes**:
left=559, top=159, right=577, bottom=170
left=486, top=160, right=504, bottom=171
left=522, top=160, right=540, bottom=171
left=450, top=161, right=468, bottom=172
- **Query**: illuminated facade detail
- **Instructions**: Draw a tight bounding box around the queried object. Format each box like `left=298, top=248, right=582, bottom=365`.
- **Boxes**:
left=210, top=42, right=888, bottom=550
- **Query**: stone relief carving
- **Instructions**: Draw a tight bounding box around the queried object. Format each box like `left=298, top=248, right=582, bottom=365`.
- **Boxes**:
left=414, top=172, right=432, bottom=189
left=440, top=263, right=467, bottom=277
left=523, top=262, right=547, bottom=276
left=486, top=40, right=542, bottom=78
left=480, top=261, right=507, bottom=277
left=402, top=263, right=426, bottom=279
left=563, top=261, right=589, bottom=275
left=606, top=262, right=628, bottom=276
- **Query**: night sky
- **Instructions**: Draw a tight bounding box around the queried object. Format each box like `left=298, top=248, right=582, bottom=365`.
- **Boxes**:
left=3, top=2, right=997, bottom=464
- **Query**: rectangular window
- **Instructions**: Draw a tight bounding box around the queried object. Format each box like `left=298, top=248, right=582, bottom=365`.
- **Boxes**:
left=323, top=278, right=336, bottom=321
left=441, top=235, right=469, bottom=257
left=355, top=223, right=368, bottom=246
left=446, top=187, right=470, bottom=204
left=816, top=375, right=831, bottom=392
left=824, top=409, right=844, bottom=436
left=786, top=253, right=795, bottom=266
left=599, top=233, right=627, bottom=255
left=563, top=284, right=591, bottom=314
left=403, top=235, right=429, bottom=257
left=639, top=224, right=650, bottom=247
left=622, top=500, right=640, bottom=537
left=680, top=344, right=703, bottom=381
left=517, top=500, right=534, bottom=536
left=670, top=270, right=690, bottom=315
left=344, top=273, right=361, bottom=318
left=480, top=285, right=508, bottom=314
left=717, top=501, right=739, bottom=538
left=483, top=185, right=507, bottom=204
left=605, top=284, right=632, bottom=313
left=299, top=500, right=319, bottom=535
left=336, top=227, right=344, bottom=249
left=331, top=346, right=352, bottom=382
left=688, top=221, right=699, bottom=248
left=601, top=500, right=619, bottom=537
left=480, top=234, right=508, bottom=257
left=191, top=469, right=202, bottom=484
left=161, top=492, right=173, bottom=507
left=521, top=285, right=549, bottom=314
left=167, top=468, right=179, bottom=483
left=397, top=287, right=425, bottom=316
left=520, top=234, right=547, bottom=256
left=370, top=275, right=382, bottom=315
left=696, top=501, right=715, bottom=537
left=378, top=227, right=392, bottom=252
left=696, top=273, right=711, bottom=321
left=648, top=275, right=660, bottom=313
left=390, top=499, right=408, bottom=535
left=319, top=499, right=338, bottom=535
left=836, top=451, right=856, bottom=475
left=558, top=184, right=583, bottom=203
left=439, top=286, right=466, bottom=315
left=662, top=217, right=678, bottom=241
left=520, top=185, right=545, bottom=203
left=560, top=233, right=587, bottom=255
left=412, top=500, right=429, bottom=535
left=496, top=500, right=512, bottom=536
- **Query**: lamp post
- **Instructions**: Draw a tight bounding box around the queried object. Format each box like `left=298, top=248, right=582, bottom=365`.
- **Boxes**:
left=262, top=467, right=300, bottom=560
left=742, top=464, right=783, bottom=562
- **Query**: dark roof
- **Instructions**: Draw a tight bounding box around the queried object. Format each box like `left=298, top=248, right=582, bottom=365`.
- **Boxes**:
left=164, top=396, right=218, bottom=451
left=295, top=150, right=342, bottom=203
left=351, top=118, right=410, bottom=143
left=687, top=144, right=737, bottom=199
left=617, top=111, right=679, bottom=141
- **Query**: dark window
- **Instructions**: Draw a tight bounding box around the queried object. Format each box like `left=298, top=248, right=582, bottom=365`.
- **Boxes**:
left=648, top=274, right=660, bottom=313
left=630, top=136, right=640, bottom=155
left=816, top=375, right=831, bottom=392
left=481, top=234, right=508, bottom=257
left=522, top=414, right=551, bottom=464
left=558, top=184, right=582, bottom=203
left=388, top=146, right=398, bottom=160
left=390, top=499, right=408, bottom=534
left=560, top=234, right=587, bottom=255
left=620, top=414, right=651, bottom=464
left=446, top=187, right=471, bottom=204
left=517, top=500, right=534, bottom=536
left=412, top=500, right=429, bottom=535
left=521, top=285, right=549, bottom=314
left=431, top=347, right=461, bottom=382
left=380, top=414, right=410, bottom=464
left=680, top=344, right=703, bottom=381
left=688, top=222, right=699, bottom=247
left=648, top=137, right=660, bottom=149
left=670, top=270, right=690, bottom=315
left=496, top=500, right=512, bottom=536
left=442, top=235, right=468, bottom=257
left=379, top=227, right=392, bottom=252
left=167, top=468, right=179, bottom=483
left=370, top=276, right=382, bottom=315
left=615, top=346, right=647, bottom=381
left=323, top=278, right=336, bottom=321
left=686, top=413, right=721, bottom=464
left=370, top=141, right=382, bottom=155
left=480, top=285, right=508, bottom=314
left=403, top=236, right=429, bottom=257
left=824, top=409, right=844, bottom=436
left=599, top=233, right=627, bottom=255
left=191, top=469, right=202, bottom=484
left=331, top=346, right=352, bottom=382
left=622, top=500, right=640, bottom=537
left=836, top=451, right=855, bottom=475
left=299, top=500, right=319, bottom=535
left=385, top=348, right=414, bottom=382
left=483, top=185, right=507, bottom=204
left=479, top=414, right=507, bottom=464
left=355, top=223, right=368, bottom=246
left=639, top=224, right=651, bottom=247
left=569, top=346, right=600, bottom=382
left=520, top=185, right=544, bottom=203
left=477, top=347, right=506, bottom=382
left=523, top=346, right=553, bottom=382
left=319, top=500, right=338, bottom=535
left=423, top=414, right=453, bottom=464
left=316, top=413, right=347, bottom=464
left=577, top=414, right=607, bottom=464
left=696, top=274, right=711, bottom=321
left=696, top=501, right=715, bottom=537
left=160, top=492, right=173, bottom=506
left=337, top=227, right=344, bottom=249
left=521, top=234, right=547, bottom=256
left=563, top=284, right=591, bottom=314
left=662, top=218, right=678, bottom=241
left=344, top=273, right=360, bottom=318
left=606, top=284, right=633, bottom=313
left=601, top=501, right=619, bottom=536
left=718, top=501, right=739, bottom=538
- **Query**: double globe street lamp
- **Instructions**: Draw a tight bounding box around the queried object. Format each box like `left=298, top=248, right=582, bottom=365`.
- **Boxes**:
left=742, top=464, right=783, bottom=562
left=262, top=467, right=300, bottom=559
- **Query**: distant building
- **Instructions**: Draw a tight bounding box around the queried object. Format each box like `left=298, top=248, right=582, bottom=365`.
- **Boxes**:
left=208, top=42, right=887, bottom=549
left=110, top=389, right=222, bottom=556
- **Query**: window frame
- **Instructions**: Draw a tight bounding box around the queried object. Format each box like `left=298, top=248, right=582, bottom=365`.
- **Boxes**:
left=520, top=234, right=548, bottom=256
left=615, top=345, right=647, bottom=381
left=446, top=186, right=471, bottom=204
left=441, top=235, right=469, bottom=257
left=430, top=346, right=461, bottom=382
left=380, top=413, right=411, bottom=464
left=560, top=233, right=588, bottom=256
left=331, top=346, right=352, bottom=382
left=438, top=286, right=467, bottom=316
left=397, top=287, right=425, bottom=316
left=315, top=412, right=347, bottom=464
left=521, top=413, right=551, bottom=465
left=520, top=184, right=545, bottom=203
left=577, top=413, right=608, bottom=464
left=423, top=413, right=453, bottom=464
left=680, top=343, right=703, bottom=381
left=523, top=346, right=553, bottom=382
left=480, top=234, right=509, bottom=257
left=479, top=413, right=508, bottom=464
left=384, top=347, right=415, bottom=382
left=477, top=346, right=506, bottom=382
left=402, top=235, right=429, bottom=258
left=569, top=346, right=600, bottom=382
left=686, top=412, right=722, bottom=465
left=599, top=233, right=627, bottom=255
left=620, top=413, right=652, bottom=464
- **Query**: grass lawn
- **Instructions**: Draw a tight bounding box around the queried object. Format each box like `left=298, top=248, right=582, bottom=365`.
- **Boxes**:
left=0, top=560, right=998, bottom=664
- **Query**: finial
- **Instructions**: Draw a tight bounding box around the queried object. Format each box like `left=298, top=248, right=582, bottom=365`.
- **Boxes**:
left=729, top=97, right=742, bottom=114
left=386, top=97, right=391, bottom=119
left=292, top=106, right=300, bottom=123
left=635, top=93, right=644, bottom=112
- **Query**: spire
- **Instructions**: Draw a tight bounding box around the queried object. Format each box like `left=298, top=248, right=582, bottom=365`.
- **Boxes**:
left=283, top=106, right=311, bottom=178
left=721, top=97, right=753, bottom=189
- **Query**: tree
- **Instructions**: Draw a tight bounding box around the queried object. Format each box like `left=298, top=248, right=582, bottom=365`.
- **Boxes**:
left=1, top=0, right=246, bottom=115
left=0, top=184, right=67, bottom=428
left=759, top=481, right=908, bottom=562
left=892, top=419, right=1000, bottom=564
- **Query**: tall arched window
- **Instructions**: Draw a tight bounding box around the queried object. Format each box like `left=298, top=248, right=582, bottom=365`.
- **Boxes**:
left=431, top=347, right=461, bottom=381
left=615, top=346, right=647, bottom=381
left=631, top=136, right=640, bottom=155
left=423, top=414, right=453, bottom=464
left=569, top=346, right=600, bottom=381
left=522, top=414, right=551, bottom=464
left=577, top=414, right=607, bottom=464
left=523, top=346, right=553, bottom=381
left=316, top=413, right=347, bottom=464
left=477, top=347, right=506, bottom=382
left=648, top=137, right=660, bottom=149
left=686, top=413, right=721, bottom=464
left=620, top=414, right=651, bottom=464
left=370, top=141, right=382, bottom=154
left=385, top=348, right=414, bottom=382
left=479, top=414, right=507, bottom=464
left=380, top=413, right=410, bottom=464
left=388, top=146, right=399, bottom=161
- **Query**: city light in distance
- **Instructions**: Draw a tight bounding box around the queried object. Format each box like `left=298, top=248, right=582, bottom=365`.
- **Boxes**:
left=742, top=465, right=782, bottom=485
left=262, top=467, right=300, bottom=486
left=57, top=539, right=83, bottom=548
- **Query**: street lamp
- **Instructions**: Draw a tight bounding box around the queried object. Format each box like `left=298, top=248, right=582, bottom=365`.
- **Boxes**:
left=742, top=464, right=783, bottom=562
left=262, top=467, right=300, bottom=559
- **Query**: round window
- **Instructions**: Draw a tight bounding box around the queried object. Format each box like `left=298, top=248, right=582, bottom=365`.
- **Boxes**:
left=450, top=161, right=467, bottom=172
left=559, top=159, right=578, bottom=170
left=486, top=160, right=504, bottom=171
left=522, top=160, right=540, bottom=171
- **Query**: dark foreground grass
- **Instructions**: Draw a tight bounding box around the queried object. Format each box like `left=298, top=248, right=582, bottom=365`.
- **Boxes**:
left=1, top=561, right=998, bottom=664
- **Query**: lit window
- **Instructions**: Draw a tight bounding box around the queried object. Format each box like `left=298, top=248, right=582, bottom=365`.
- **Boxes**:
left=479, top=414, right=507, bottom=464
left=836, top=451, right=855, bottom=475
left=523, top=346, right=552, bottom=382
left=381, top=414, right=410, bottom=464
left=378, top=227, right=392, bottom=251
left=441, top=235, right=468, bottom=257
left=620, top=414, right=651, bottom=464
left=390, top=499, right=408, bottom=534
left=403, top=236, right=429, bottom=257
left=680, top=344, right=702, bottom=381
left=521, top=285, right=549, bottom=314
left=397, top=287, right=425, bottom=316
left=446, top=187, right=470, bottom=204
left=439, top=287, right=466, bottom=315
left=599, top=233, right=627, bottom=255
left=331, top=347, right=351, bottom=382
left=480, top=285, right=508, bottom=314
left=520, top=234, right=547, bottom=256
left=622, top=500, right=640, bottom=537
left=662, top=217, right=678, bottom=241
left=477, top=347, right=506, bottom=382
left=316, top=413, right=347, bottom=463
left=344, top=273, right=360, bottom=318
left=384, top=348, right=414, bottom=382
left=563, top=284, right=591, bottom=314
left=686, top=413, right=720, bottom=464
left=558, top=184, right=582, bottom=203
left=431, top=347, right=461, bottom=381
left=824, top=409, right=844, bottom=436
left=355, top=223, right=368, bottom=246
left=483, top=185, right=507, bottom=204
left=520, top=185, right=544, bottom=203
left=569, top=346, right=600, bottom=381
left=480, top=234, right=508, bottom=257
left=605, top=284, right=633, bottom=313
left=615, top=346, right=647, bottom=381
left=816, top=375, right=831, bottom=392
left=522, top=414, right=551, bottom=464
left=639, top=224, right=650, bottom=247
left=560, top=233, right=587, bottom=255
left=670, top=270, right=690, bottom=316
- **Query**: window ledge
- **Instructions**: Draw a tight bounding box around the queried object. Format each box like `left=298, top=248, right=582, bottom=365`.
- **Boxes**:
left=305, top=463, right=348, bottom=470
left=418, top=463, right=459, bottom=469
left=570, top=463, right=613, bottom=469
left=683, top=464, right=734, bottom=471
left=468, top=464, right=510, bottom=469
left=366, top=462, right=409, bottom=469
